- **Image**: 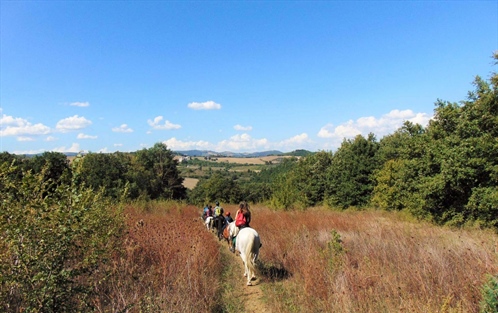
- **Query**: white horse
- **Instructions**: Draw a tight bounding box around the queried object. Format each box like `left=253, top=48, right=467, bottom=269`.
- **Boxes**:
left=204, top=216, right=213, bottom=231
left=227, top=221, right=239, bottom=239
left=235, top=227, right=261, bottom=286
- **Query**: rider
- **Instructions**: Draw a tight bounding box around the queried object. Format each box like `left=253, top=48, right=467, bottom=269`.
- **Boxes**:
left=231, top=201, right=251, bottom=252
left=213, top=201, right=225, bottom=239
left=213, top=201, right=223, bottom=217
left=235, top=201, right=251, bottom=229
left=222, top=212, right=233, bottom=233
left=225, top=212, right=234, bottom=224
left=208, top=205, right=214, bottom=217
left=202, top=204, right=210, bottom=220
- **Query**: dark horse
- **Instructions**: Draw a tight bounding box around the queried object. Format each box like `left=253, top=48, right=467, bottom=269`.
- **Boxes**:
left=211, top=215, right=226, bottom=240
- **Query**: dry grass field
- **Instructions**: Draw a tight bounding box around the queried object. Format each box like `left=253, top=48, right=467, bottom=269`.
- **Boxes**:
left=251, top=207, right=498, bottom=313
left=183, top=177, right=199, bottom=189
left=195, top=156, right=296, bottom=165
left=98, top=203, right=497, bottom=313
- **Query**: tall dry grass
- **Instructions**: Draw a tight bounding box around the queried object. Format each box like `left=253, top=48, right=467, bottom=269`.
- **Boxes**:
left=250, top=206, right=498, bottom=313
left=90, top=203, right=497, bottom=312
left=93, top=203, right=222, bottom=312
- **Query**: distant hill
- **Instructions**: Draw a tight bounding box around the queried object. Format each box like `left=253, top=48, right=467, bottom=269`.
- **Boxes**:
left=283, top=149, right=314, bottom=157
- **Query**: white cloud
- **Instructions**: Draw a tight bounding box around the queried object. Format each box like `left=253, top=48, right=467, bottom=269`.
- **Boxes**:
left=17, top=136, right=34, bottom=142
left=0, top=113, right=51, bottom=137
left=70, top=101, right=90, bottom=107
left=52, top=143, right=82, bottom=153
left=114, top=143, right=123, bottom=147
left=112, top=124, right=133, bottom=133
left=162, top=137, right=211, bottom=150
left=277, top=133, right=311, bottom=148
left=187, top=100, right=221, bottom=110
left=162, top=133, right=314, bottom=153
left=317, top=109, right=432, bottom=142
left=12, top=148, right=45, bottom=155
left=98, top=147, right=109, bottom=153
left=77, top=133, right=98, bottom=139
left=234, top=124, right=253, bottom=131
left=56, top=115, right=92, bottom=132
left=147, top=116, right=181, bottom=130
left=1, top=114, right=27, bottom=127
left=45, top=136, right=58, bottom=141
left=217, top=133, right=270, bottom=151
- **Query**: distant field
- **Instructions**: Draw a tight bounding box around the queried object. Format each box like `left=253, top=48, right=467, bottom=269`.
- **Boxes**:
left=198, top=155, right=295, bottom=165
left=183, top=177, right=199, bottom=189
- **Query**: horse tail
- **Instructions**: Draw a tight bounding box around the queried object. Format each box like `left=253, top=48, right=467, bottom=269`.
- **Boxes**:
left=244, top=230, right=260, bottom=277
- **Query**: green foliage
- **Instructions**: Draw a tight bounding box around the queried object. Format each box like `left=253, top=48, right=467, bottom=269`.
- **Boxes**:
left=25, top=152, right=71, bottom=187
left=326, top=134, right=380, bottom=209
left=73, top=152, right=129, bottom=198
left=291, top=151, right=334, bottom=208
left=131, top=143, right=187, bottom=200
left=269, top=172, right=300, bottom=210
left=189, top=171, right=242, bottom=205
left=480, top=275, right=498, bottom=313
left=372, top=55, right=498, bottom=229
left=466, top=187, right=498, bottom=228
left=321, top=230, right=345, bottom=272
left=0, top=162, right=124, bottom=312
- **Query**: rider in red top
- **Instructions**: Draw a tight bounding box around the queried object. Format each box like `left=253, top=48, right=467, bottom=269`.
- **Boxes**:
left=231, top=202, right=251, bottom=252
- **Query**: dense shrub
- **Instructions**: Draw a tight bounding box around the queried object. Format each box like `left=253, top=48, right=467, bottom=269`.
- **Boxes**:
left=480, top=275, right=498, bottom=313
left=0, top=163, right=124, bottom=312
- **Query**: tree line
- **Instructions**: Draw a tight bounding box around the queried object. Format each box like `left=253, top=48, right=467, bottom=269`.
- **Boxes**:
left=0, top=142, right=187, bottom=201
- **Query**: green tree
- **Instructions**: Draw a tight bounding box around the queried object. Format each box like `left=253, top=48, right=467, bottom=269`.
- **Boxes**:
left=372, top=122, right=430, bottom=218
left=291, top=151, right=334, bottom=208
left=189, top=171, right=241, bottom=205
left=132, top=143, right=187, bottom=200
left=74, top=152, right=130, bottom=198
left=326, top=133, right=380, bottom=208
left=372, top=53, right=498, bottom=228
left=26, top=152, right=71, bottom=186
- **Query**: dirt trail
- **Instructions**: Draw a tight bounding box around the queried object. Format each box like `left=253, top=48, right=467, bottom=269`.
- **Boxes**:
left=217, top=233, right=271, bottom=313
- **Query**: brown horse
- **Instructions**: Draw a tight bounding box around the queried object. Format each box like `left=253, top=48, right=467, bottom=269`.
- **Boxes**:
left=222, top=223, right=231, bottom=248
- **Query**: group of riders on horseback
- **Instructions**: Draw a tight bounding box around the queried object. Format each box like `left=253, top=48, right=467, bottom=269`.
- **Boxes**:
left=202, top=201, right=261, bottom=286
left=202, top=201, right=252, bottom=253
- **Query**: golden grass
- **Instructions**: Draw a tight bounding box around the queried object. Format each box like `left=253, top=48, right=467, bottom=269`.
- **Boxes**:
left=250, top=207, right=498, bottom=313
left=94, top=204, right=497, bottom=312
left=93, top=203, right=222, bottom=312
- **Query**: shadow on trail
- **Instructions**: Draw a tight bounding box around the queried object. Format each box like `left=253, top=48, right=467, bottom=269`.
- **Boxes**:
left=256, top=260, right=292, bottom=281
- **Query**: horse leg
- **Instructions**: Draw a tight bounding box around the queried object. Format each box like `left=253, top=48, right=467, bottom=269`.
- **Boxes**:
left=244, top=258, right=252, bottom=286
left=217, top=219, right=223, bottom=240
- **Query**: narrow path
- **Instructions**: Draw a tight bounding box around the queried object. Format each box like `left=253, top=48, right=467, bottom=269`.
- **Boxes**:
left=213, top=228, right=271, bottom=313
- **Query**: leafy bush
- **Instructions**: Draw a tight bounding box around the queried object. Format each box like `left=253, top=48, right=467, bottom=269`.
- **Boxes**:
left=0, top=163, right=124, bottom=312
left=480, top=275, right=498, bottom=313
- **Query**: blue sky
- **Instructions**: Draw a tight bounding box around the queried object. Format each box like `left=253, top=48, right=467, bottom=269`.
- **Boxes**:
left=1, top=1, right=496, bottom=154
